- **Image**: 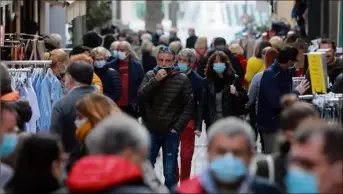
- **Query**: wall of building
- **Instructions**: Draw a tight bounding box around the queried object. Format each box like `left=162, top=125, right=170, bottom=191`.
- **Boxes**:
left=49, top=5, right=66, bottom=48
left=275, top=0, right=294, bottom=24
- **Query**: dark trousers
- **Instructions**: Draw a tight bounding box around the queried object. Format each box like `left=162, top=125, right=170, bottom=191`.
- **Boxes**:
left=176, top=120, right=195, bottom=181
left=250, top=106, right=265, bottom=152
left=149, top=131, right=180, bottom=190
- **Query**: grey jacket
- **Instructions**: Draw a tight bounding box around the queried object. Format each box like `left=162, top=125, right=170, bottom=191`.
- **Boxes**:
left=50, top=86, right=95, bottom=153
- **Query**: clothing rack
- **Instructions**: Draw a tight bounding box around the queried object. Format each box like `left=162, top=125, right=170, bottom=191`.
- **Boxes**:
left=7, top=68, right=31, bottom=73
left=2, top=60, right=52, bottom=65
left=300, top=93, right=343, bottom=123
left=4, top=33, right=43, bottom=39
left=2, top=61, right=52, bottom=71
left=299, top=93, right=343, bottom=101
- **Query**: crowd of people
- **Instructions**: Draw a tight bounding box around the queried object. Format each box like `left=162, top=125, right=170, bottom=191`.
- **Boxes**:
left=0, top=24, right=342, bottom=194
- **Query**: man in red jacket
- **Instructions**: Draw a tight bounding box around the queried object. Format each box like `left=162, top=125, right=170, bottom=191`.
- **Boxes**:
left=177, top=117, right=281, bottom=194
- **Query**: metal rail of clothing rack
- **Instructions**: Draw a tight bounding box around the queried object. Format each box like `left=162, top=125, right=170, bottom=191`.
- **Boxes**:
left=299, top=93, right=343, bottom=123
left=7, top=68, right=31, bottom=73
left=1, top=60, right=52, bottom=65
left=299, top=93, right=343, bottom=101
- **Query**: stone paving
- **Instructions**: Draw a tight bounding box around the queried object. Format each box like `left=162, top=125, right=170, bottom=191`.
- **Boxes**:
left=153, top=125, right=262, bottom=184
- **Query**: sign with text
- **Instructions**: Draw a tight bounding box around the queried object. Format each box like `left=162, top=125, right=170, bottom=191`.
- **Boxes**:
left=307, top=51, right=328, bottom=94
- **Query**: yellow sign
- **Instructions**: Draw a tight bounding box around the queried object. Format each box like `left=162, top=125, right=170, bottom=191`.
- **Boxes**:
left=308, top=52, right=327, bottom=93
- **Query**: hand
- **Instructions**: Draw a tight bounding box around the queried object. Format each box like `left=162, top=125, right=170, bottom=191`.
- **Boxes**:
left=295, top=79, right=310, bottom=95
left=230, top=85, right=237, bottom=95
left=194, top=130, right=201, bottom=137
left=155, top=69, right=168, bottom=81
left=171, top=129, right=178, bottom=134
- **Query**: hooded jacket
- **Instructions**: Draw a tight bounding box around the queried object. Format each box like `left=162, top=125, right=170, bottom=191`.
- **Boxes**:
left=66, top=155, right=153, bottom=194
left=138, top=66, right=193, bottom=133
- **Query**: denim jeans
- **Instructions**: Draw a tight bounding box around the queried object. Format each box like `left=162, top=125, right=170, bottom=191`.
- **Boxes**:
left=149, top=131, right=180, bottom=190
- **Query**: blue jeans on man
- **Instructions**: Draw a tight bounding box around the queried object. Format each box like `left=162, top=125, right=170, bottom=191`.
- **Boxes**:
left=149, top=131, right=180, bottom=190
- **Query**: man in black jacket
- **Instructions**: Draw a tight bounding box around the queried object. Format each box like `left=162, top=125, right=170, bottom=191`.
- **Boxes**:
left=186, top=28, right=198, bottom=49
left=138, top=47, right=193, bottom=190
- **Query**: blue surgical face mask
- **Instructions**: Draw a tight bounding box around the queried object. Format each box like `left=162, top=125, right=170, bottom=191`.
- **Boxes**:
left=209, top=154, right=247, bottom=184
left=156, top=29, right=163, bottom=35
left=285, top=168, right=319, bottom=193
left=213, top=63, right=226, bottom=73
left=112, top=50, right=118, bottom=58
left=178, top=63, right=188, bottom=72
left=0, top=134, right=19, bottom=158
left=94, top=60, right=106, bottom=68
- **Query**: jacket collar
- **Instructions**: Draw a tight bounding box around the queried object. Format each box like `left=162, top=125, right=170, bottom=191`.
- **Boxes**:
left=271, top=59, right=287, bottom=75
left=68, top=85, right=95, bottom=95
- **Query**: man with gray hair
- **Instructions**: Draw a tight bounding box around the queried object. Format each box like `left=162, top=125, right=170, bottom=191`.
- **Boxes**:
left=109, top=41, right=144, bottom=118
left=177, top=117, right=281, bottom=194
left=159, top=34, right=170, bottom=47
left=175, top=48, right=203, bottom=181
left=65, top=114, right=169, bottom=193
left=169, top=28, right=181, bottom=43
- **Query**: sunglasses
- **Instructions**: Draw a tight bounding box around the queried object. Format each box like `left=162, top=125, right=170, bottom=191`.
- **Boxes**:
left=158, top=47, right=175, bottom=55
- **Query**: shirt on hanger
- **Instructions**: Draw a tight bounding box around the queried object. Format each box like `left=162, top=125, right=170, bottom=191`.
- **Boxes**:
left=25, top=77, right=40, bottom=133
left=38, top=69, right=63, bottom=131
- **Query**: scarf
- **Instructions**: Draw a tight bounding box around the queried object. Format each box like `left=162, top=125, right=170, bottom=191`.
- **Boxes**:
left=1, top=92, right=19, bottom=101
left=213, top=77, right=226, bottom=93
left=75, top=121, right=92, bottom=142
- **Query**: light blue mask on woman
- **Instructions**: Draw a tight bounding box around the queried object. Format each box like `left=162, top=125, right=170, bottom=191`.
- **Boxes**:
left=94, top=60, right=106, bottom=68
left=178, top=63, right=188, bottom=72
left=285, top=168, right=319, bottom=193
left=112, top=50, right=118, bottom=59
left=209, top=153, right=247, bottom=183
left=213, top=63, right=226, bottom=73
left=0, top=134, right=19, bottom=157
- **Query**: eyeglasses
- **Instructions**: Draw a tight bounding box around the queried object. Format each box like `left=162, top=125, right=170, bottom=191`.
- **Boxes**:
left=158, top=47, right=175, bottom=55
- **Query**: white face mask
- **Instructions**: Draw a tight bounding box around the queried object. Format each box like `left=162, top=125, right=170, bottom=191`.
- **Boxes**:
left=118, top=51, right=127, bottom=60
left=74, top=118, right=88, bottom=128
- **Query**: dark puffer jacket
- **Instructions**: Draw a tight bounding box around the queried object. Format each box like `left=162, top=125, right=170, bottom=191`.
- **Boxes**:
left=138, top=66, right=193, bottom=134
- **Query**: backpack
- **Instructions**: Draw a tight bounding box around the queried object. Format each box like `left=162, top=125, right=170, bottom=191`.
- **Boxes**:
left=249, top=154, right=275, bottom=183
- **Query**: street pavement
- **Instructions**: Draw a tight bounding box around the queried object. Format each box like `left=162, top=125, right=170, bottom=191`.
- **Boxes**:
left=153, top=124, right=262, bottom=184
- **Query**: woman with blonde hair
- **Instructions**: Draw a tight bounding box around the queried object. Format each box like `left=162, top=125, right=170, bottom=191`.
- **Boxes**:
left=69, top=54, right=103, bottom=94
left=193, top=37, right=208, bottom=77
left=169, top=41, right=183, bottom=55
left=66, top=93, right=121, bottom=171
left=141, top=40, right=157, bottom=73
left=44, top=49, right=69, bottom=80
left=90, top=47, right=122, bottom=102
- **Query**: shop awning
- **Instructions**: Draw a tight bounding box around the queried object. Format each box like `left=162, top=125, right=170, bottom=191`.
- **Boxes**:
left=65, top=0, right=86, bottom=23
left=44, top=0, right=86, bottom=23
left=0, top=0, right=12, bottom=8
